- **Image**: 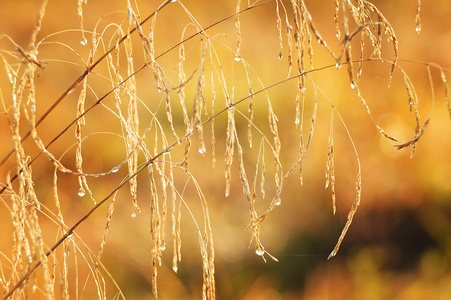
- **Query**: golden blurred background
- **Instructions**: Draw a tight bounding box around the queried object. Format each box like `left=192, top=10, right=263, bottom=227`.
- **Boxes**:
left=1, top=0, right=451, bottom=299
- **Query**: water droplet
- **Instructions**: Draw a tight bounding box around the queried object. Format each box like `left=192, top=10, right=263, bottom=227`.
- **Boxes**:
left=173, top=265, right=178, bottom=272
left=171, top=0, right=177, bottom=2
left=234, top=54, right=241, bottom=62
left=67, top=233, right=73, bottom=240
left=160, top=244, right=166, bottom=251
left=78, top=188, right=85, bottom=197
left=162, top=145, right=174, bottom=155
left=415, top=25, right=421, bottom=34
left=64, top=246, right=70, bottom=257
left=31, top=105, right=36, bottom=113
left=80, top=37, right=88, bottom=46
left=32, top=283, right=37, bottom=292
left=255, top=243, right=265, bottom=256
left=350, top=82, right=356, bottom=90
left=335, top=63, right=341, bottom=70
left=278, top=51, right=283, bottom=60
left=275, top=198, right=282, bottom=206
left=256, top=249, right=265, bottom=256
left=29, top=53, right=37, bottom=60
left=318, top=40, right=327, bottom=47
left=198, top=147, right=206, bottom=155
left=111, top=166, right=120, bottom=173
left=131, top=212, right=136, bottom=219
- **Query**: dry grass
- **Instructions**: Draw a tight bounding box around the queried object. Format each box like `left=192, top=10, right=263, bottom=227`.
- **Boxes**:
left=0, top=0, right=449, bottom=299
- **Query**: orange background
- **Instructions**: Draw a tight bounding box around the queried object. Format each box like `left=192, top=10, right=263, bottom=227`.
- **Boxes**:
left=1, top=0, right=451, bottom=299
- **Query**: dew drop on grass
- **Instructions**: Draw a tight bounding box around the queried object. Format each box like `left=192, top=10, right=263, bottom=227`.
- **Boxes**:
left=234, top=54, right=242, bottom=62
left=78, top=188, right=85, bottom=197
left=317, top=40, right=327, bottom=48
left=350, top=82, right=356, bottom=90
left=80, top=37, right=88, bottom=46
left=64, top=246, right=70, bottom=257
left=357, top=69, right=363, bottom=77
left=131, top=211, right=137, bottom=219
left=111, top=166, right=119, bottom=173
left=173, top=265, right=178, bottom=272
left=275, top=198, right=282, bottom=206
left=278, top=51, right=283, bottom=60
left=162, top=145, right=174, bottom=155
left=198, top=146, right=206, bottom=155
left=255, top=243, right=265, bottom=256
left=255, top=249, right=265, bottom=256
left=171, top=0, right=177, bottom=2
left=415, top=24, right=421, bottom=34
